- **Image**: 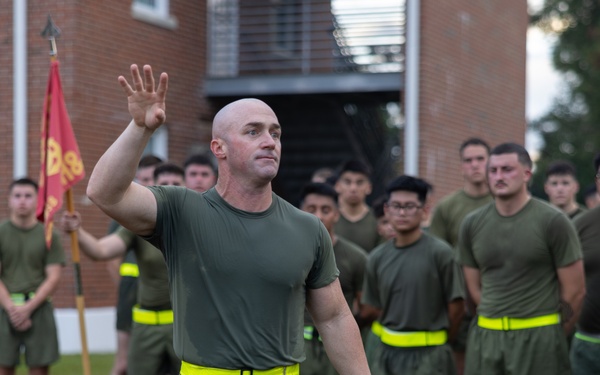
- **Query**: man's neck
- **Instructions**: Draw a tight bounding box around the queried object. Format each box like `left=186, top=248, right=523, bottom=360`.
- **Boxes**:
left=10, top=214, right=38, bottom=229
left=394, top=228, right=422, bottom=248
left=559, top=201, right=579, bottom=216
left=215, top=179, right=273, bottom=212
left=339, top=202, right=370, bottom=222
left=463, top=181, right=489, bottom=198
left=495, top=190, right=531, bottom=217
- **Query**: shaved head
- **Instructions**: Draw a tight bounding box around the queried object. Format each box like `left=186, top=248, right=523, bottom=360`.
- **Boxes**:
left=212, top=98, right=276, bottom=140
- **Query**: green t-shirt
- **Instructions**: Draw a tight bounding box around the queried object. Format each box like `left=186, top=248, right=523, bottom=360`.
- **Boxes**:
left=429, top=190, right=493, bottom=248
left=305, top=236, right=367, bottom=325
left=362, top=233, right=464, bottom=331
left=334, top=210, right=381, bottom=252
left=147, top=187, right=339, bottom=370
left=458, top=198, right=582, bottom=318
left=573, top=206, right=600, bottom=333
left=0, top=221, right=65, bottom=293
left=115, top=226, right=170, bottom=309
left=568, top=204, right=587, bottom=220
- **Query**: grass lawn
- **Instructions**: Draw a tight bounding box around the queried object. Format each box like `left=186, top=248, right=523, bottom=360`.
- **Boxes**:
left=15, top=353, right=114, bottom=375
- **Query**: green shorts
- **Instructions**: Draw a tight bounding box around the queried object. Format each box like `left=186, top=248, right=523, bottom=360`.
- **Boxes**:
left=465, top=323, right=570, bottom=375
left=0, top=301, right=60, bottom=368
left=128, top=322, right=180, bottom=374
left=369, top=340, right=456, bottom=375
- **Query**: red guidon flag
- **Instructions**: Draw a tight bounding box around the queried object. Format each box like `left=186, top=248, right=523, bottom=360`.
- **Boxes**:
left=36, top=60, right=85, bottom=248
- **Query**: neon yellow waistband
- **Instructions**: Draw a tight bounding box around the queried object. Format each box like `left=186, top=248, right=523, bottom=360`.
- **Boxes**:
left=119, top=263, right=139, bottom=277
left=575, top=332, right=600, bottom=344
left=371, top=321, right=447, bottom=347
left=303, top=326, right=322, bottom=341
left=477, top=313, right=561, bottom=331
left=180, top=361, right=299, bottom=375
left=10, top=293, right=36, bottom=306
left=132, top=306, right=173, bottom=325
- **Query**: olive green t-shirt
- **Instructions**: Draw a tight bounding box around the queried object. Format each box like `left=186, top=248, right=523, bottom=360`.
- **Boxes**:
left=334, top=210, right=381, bottom=252
left=147, top=187, right=339, bottom=370
left=458, top=198, right=582, bottom=318
left=0, top=221, right=65, bottom=293
left=115, top=226, right=170, bottom=309
left=568, top=204, right=587, bottom=220
left=305, top=236, right=367, bottom=325
left=430, top=190, right=493, bottom=248
left=573, top=206, right=600, bottom=333
left=362, top=233, right=464, bottom=331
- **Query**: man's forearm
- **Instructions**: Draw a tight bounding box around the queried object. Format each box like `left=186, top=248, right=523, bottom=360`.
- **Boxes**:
left=560, top=292, right=584, bottom=335
left=87, top=121, right=154, bottom=208
left=317, top=311, right=371, bottom=375
left=0, top=281, right=13, bottom=310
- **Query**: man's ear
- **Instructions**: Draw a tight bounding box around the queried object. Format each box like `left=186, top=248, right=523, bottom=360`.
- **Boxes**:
left=211, top=139, right=226, bottom=159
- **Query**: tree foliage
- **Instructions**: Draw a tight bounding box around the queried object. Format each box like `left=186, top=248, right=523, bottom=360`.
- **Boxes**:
left=529, top=0, right=600, bottom=199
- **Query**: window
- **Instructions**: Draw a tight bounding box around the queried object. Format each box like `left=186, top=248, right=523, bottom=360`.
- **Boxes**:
left=143, top=126, right=169, bottom=161
left=271, top=0, right=299, bottom=54
left=132, top=0, right=178, bottom=29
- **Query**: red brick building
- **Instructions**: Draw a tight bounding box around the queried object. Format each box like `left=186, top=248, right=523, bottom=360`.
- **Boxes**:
left=1, top=0, right=526, bottom=352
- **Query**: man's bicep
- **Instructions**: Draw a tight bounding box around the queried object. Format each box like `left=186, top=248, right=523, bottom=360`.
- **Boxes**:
left=44, top=264, right=62, bottom=282
left=557, top=260, right=585, bottom=290
left=103, top=183, right=157, bottom=236
left=306, top=279, right=347, bottom=324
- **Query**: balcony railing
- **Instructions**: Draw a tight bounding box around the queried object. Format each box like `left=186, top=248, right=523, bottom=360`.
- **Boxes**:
left=207, top=0, right=405, bottom=78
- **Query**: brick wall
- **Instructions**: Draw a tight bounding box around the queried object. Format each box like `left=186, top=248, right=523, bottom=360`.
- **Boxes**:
left=0, top=0, right=210, bottom=308
left=417, top=0, right=527, bottom=204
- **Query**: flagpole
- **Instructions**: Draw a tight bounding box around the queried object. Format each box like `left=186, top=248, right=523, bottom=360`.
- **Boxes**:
left=42, top=16, right=92, bottom=375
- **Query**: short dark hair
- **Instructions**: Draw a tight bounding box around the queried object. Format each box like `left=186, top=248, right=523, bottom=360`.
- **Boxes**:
left=545, top=160, right=577, bottom=179
left=385, top=175, right=432, bottom=204
left=184, top=154, right=217, bottom=174
left=298, top=182, right=338, bottom=207
left=583, top=183, right=597, bottom=199
left=372, top=195, right=387, bottom=219
left=336, top=159, right=372, bottom=179
left=460, top=138, right=490, bottom=156
left=594, top=152, right=600, bottom=173
left=138, top=154, right=163, bottom=169
left=153, top=163, right=185, bottom=181
left=10, top=177, right=38, bottom=193
left=490, top=142, right=532, bottom=169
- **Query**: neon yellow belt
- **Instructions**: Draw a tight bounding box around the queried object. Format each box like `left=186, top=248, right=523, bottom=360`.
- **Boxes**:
left=132, top=306, right=173, bottom=325
left=10, top=292, right=36, bottom=306
left=180, top=361, right=299, bottom=375
left=371, top=321, right=447, bottom=347
left=574, top=332, right=600, bottom=344
left=120, top=263, right=139, bottom=277
left=303, top=326, right=322, bottom=341
left=477, top=313, right=561, bottom=331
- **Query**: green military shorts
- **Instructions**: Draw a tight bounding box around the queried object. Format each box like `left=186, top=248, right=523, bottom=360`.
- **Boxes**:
left=465, top=323, right=570, bottom=375
left=0, top=301, right=60, bottom=368
left=369, top=339, right=456, bottom=375
left=128, top=322, right=180, bottom=374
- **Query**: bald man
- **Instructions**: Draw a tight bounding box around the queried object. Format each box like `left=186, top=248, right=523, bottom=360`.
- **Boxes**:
left=86, top=65, right=370, bottom=375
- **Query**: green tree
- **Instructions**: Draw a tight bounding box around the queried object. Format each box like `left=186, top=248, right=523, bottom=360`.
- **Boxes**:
left=529, top=0, right=600, bottom=199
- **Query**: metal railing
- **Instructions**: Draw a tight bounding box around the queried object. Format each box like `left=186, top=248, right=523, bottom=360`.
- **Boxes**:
left=207, top=0, right=405, bottom=77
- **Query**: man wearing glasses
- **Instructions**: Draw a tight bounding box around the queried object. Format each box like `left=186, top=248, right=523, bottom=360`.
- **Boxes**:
left=360, top=175, right=465, bottom=375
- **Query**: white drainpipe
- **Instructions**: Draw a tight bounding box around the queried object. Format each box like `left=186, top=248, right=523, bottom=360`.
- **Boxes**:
left=404, top=0, right=420, bottom=175
left=13, top=0, right=28, bottom=178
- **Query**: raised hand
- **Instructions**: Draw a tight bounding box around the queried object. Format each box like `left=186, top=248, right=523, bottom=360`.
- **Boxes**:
left=118, top=64, right=169, bottom=131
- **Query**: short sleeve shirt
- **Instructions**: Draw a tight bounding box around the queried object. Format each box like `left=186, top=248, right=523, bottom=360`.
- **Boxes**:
left=573, top=206, right=600, bottom=333
left=0, top=221, right=65, bottom=293
left=458, top=198, right=582, bottom=318
left=115, top=226, right=170, bottom=309
left=335, top=210, right=381, bottom=252
left=362, top=233, right=464, bottom=331
left=429, top=190, right=493, bottom=248
left=146, top=187, right=339, bottom=369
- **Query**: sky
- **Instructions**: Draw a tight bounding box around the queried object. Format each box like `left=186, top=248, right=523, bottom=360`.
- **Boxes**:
left=526, top=0, right=562, bottom=154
